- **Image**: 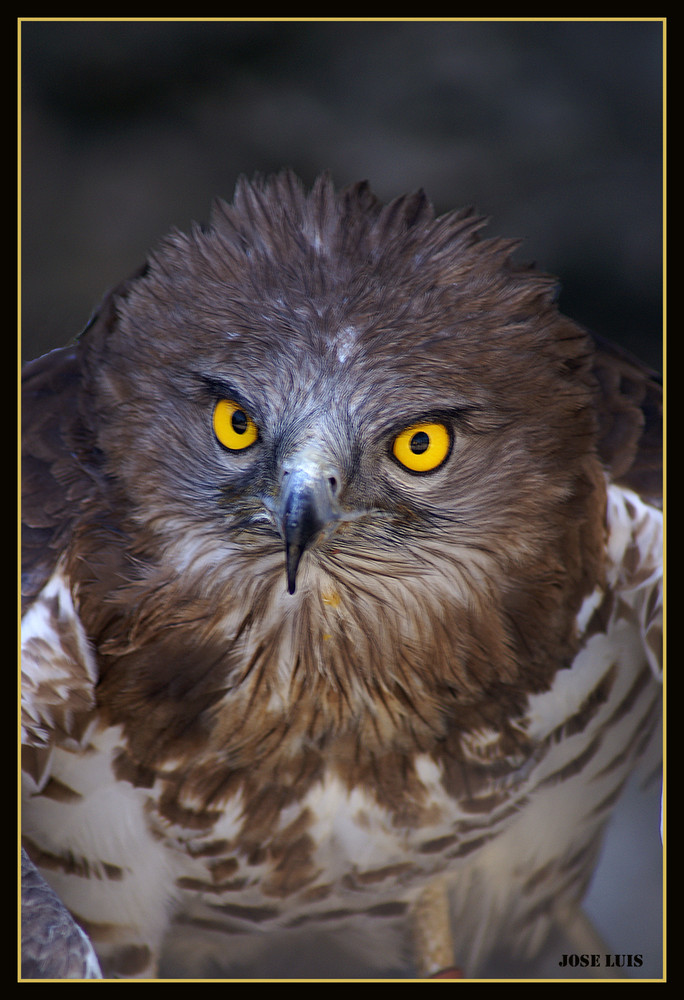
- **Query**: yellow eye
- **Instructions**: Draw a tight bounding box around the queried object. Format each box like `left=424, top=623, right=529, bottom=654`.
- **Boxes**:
left=213, top=399, right=259, bottom=451
left=392, top=421, right=451, bottom=473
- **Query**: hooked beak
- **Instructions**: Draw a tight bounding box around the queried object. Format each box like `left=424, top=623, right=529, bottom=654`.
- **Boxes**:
left=279, top=465, right=340, bottom=594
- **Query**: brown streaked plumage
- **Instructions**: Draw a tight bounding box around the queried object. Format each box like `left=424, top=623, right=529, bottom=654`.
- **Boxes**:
left=21, top=171, right=662, bottom=979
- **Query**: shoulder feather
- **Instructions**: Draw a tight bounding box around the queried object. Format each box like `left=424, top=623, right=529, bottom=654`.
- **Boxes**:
left=591, top=333, right=662, bottom=506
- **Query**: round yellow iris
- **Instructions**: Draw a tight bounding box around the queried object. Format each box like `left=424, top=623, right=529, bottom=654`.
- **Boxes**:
left=392, top=421, right=451, bottom=473
left=213, top=399, right=259, bottom=451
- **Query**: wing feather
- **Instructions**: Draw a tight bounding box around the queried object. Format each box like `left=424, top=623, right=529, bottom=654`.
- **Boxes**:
left=21, top=848, right=102, bottom=979
left=21, top=347, right=86, bottom=607
left=591, top=333, right=662, bottom=506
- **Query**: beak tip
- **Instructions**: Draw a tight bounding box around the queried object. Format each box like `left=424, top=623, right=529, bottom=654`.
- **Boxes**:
left=285, top=544, right=301, bottom=596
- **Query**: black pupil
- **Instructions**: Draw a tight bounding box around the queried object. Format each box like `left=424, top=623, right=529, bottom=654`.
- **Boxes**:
left=410, top=431, right=430, bottom=454
left=231, top=409, right=248, bottom=434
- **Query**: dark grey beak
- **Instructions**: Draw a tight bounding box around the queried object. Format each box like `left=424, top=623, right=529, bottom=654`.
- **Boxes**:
left=279, top=466, right=340, bottom=594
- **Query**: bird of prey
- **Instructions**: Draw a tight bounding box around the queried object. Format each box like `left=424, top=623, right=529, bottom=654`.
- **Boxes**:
left=21, top=171, right=662, bottom=980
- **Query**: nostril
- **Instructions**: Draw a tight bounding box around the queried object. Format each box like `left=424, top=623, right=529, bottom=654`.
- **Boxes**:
left=328, top=476, right=338, bottom=495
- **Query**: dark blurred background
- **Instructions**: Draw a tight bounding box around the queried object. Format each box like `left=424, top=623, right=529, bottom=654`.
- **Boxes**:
left=21, top=19, right=663, bottom=369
